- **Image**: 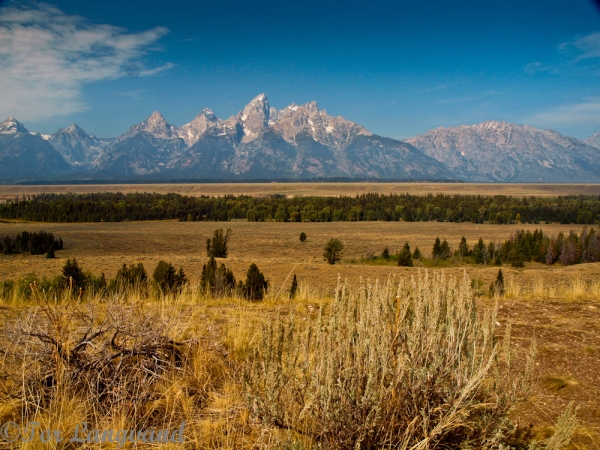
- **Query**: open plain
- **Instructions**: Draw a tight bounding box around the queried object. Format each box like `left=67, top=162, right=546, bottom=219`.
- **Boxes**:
left=2, top=182, right=600, bottom=201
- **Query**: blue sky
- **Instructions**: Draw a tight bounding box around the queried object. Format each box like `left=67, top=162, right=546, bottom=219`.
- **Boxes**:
left=1, top=0, right=599, bottom=140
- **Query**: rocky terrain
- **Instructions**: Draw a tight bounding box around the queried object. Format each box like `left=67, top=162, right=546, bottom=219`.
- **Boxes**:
left=586, top=132, right=600, bottom=150
left=407, top=121, right=600, bottom=182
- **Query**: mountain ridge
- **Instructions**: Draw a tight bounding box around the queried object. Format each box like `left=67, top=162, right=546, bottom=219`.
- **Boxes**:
left=406, top=121, right=600, bottom=182
left=1, top=95, right=599, bottom=182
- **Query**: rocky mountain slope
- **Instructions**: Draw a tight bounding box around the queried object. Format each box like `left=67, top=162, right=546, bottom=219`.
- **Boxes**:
left=2, top=96, right=599, bottom=182
left=48, top=124, right=107, bottom=168
left=0, top=117, right=72, bottom=179
left=586, top=132, right=600, bottom=150
left=407, top=121, right=600, bottom=182
left=91, top=94, right=452, bottom=180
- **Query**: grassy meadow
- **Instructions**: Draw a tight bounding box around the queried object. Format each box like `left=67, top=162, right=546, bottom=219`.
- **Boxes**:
left=2, top=182, right=600, bottom=201
left=0, top=198, right=599, bottom=448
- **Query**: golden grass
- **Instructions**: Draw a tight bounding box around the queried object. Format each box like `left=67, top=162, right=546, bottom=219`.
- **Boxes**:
left=0, top=217, right=599, bottom=448
left=2, top=220, right=599, bottom=298
left=1, top=182, right=600, bottom=201
left=0, top=276, right=585, bottom=449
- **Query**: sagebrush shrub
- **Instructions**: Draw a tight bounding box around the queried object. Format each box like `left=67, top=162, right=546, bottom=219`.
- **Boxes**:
left=245, top=271, right=536, bottom=449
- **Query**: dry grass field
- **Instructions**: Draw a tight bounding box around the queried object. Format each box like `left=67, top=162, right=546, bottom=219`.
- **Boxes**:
left=1, top=217, right=599, bottom=448
left=2, top=182, right=600, bottom=201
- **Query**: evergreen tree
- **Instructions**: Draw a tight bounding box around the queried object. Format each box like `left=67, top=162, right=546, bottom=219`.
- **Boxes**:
left=381, top=247, right=390, bottom=260
left=62, top=258, right=86, bottom=290
left=458, top=236, right=469, bottom=260
left=206, top=228, right=231, bottom=258
left=412, top=247, right=422, bottom=259
left=473, top=238, right=486, bottom=264
left=201, top=257, right=235, bottom=297
left=154, top=261, right=187, bottom=293
left=439, top=239, right=451, bottom=260
left=397, top=242, right=413, bottom=267
left=243, top=263, right=268, bottom=301
left=289, top=274, right=298, bottom=299
left=115, top=262, right=147, bottom=289
left=324, top=238, right=344, bottom=265
left=45, top=247, right=55, bottom=259
left=490, top=269, right=505, bottom=296
left=432, top=237, right=441, bottom=259
left=299, top=232, right=307, bottom=242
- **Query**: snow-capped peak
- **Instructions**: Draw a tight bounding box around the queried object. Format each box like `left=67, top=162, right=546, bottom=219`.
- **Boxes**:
left=1, top=116, right=29, bottom=134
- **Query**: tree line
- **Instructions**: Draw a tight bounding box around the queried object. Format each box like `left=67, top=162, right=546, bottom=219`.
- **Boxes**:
left=1, top=230, right=63, bottom=257
left=1, top=192, right=599, bottom=224
left=369, top=227, right=600, bottom=268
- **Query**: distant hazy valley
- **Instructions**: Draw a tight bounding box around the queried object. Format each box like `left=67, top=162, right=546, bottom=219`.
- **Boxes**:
left=2, top=94, right=600, bottom=183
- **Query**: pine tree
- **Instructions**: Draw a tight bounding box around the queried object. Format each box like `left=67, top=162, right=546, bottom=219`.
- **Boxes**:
left=458, top=236, right=469, bottom=260
left=397, top=242, right=413, bottom=267
left=45, top=247, right=55, bottom=259
left=115, top=262, right=147, bottom=289
left=381, top=247, right=390, bottom=260
left=201, top=257, right=235, bottom=297
left=62, top=258, right=86, bottom=290
left=490, top=269, right=505, bottom=296
left=473, top=238, right=486, bottom=264
left=412, top=247, right=422, bottom=259
left=289, top=274, right=298, bottom=299
left=243, top=263, right=268, bottom=301
left=439, top=239, right=451, bottom=260
left=324, top=238, right=344, bottom=265
left=153, top=260, right=187, bottom=293
left=432, top=237, right=441, bottom=259
left=206, top=228, right=232, bottom=258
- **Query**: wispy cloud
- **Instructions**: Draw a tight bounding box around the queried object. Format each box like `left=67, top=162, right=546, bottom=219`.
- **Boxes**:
left=558, top=31, right=600, bottom=61
left=526, top=97, right=600, bottom=129
left=524, top=31, right=600, bottom=75
left=0, top=1, right=171, bottom=121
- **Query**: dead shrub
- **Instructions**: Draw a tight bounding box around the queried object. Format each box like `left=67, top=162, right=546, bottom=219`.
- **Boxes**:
left=1, top=286, right=223, bottom=428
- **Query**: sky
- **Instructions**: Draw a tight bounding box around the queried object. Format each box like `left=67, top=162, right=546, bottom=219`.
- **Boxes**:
left=0, top=0, right=599, bottom=140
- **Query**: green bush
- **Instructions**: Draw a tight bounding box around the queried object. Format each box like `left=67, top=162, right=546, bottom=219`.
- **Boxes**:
left=299, top=232, right=307, bottom=242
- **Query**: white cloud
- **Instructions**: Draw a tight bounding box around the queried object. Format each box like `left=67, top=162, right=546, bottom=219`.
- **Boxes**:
left=558, top=31, right=600, bottom=61
left=526, top=97, right=600, bottom=129
left=0, top=1, right=171, bottom=121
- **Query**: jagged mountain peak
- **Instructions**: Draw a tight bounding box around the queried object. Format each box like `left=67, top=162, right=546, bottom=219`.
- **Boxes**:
left=271, top=98, right=371, bottom=147
left=1, top=116, right=29, bottom=134
left=120, top=111, right=178, bottom=141
left=48, top=123, right=104, bottom=168
left=177, top=108, right=223, bottom=147
left=145, top=111, right=169, bottom=129
left=237, top=93, right=271, bottom=142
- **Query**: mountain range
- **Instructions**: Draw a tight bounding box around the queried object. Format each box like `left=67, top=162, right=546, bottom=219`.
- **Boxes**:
left=1, top=94, right=600, bottom=183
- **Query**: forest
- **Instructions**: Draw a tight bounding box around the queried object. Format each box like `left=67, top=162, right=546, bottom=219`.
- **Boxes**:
left=0, top=192, right=599, bottom=224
